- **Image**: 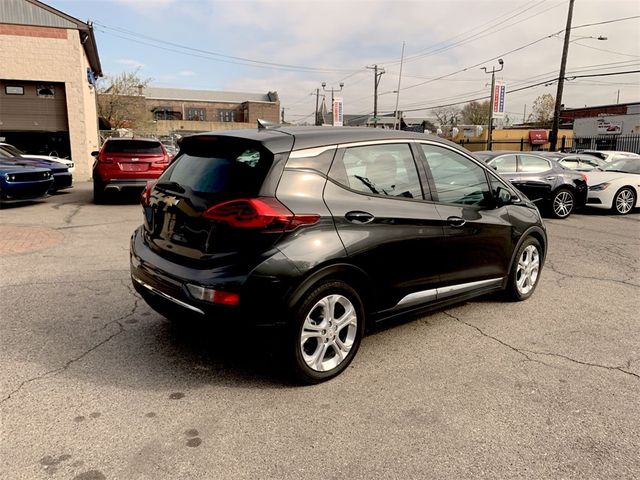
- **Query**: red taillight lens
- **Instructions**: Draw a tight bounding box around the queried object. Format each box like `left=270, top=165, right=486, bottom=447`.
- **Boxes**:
left=141, top=180, right=156, bottom=206
left=202, top=198, right=319, bottom=231
left=581, top=174, right=588, bottom=183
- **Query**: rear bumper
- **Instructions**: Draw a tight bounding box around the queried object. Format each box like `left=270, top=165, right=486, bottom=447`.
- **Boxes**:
left=130, top=226, right=297, bottom=327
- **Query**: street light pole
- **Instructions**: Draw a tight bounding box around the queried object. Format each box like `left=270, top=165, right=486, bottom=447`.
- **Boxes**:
left=549, top=0, right=575, bottom=152
left=314, top=88, right=321, bottom=126
left=367, top=65, right=385, bottom=128
left=481, top=58, right=504, bottom=151
left=322, top=82, right=344, bottom=126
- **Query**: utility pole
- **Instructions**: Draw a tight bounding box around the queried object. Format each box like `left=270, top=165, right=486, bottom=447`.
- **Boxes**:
left=394, top=41, right=405, bottom=130
left=549, top=0, right=575, bottom=152
left=314, top=88, right=321, bottom=126
left=281, top=107, right=285, bottom=124
left=367, top=65, right=385, bottom=128
left=481, top=58, right=504, bottom=150
left=523, top=104, right=527, bottom=124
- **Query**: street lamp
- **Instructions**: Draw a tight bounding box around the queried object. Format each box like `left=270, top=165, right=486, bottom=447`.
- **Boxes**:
left=481, top=58, right=504, bottom=150
left=322, top=82, right=344, bottom=126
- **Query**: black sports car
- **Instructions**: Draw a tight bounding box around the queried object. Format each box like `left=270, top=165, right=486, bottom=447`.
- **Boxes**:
left=474, top=151, right=588, bottom=219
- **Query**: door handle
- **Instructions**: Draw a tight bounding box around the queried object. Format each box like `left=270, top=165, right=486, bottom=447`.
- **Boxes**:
left=545, top=176, right=556, bottom=181
left=447, top=216, right=466, bottom=227
left=345, top=211, right=374, bottom=224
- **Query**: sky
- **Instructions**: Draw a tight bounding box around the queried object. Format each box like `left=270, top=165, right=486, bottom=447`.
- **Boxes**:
left=47, top=0, right=640, bottom=124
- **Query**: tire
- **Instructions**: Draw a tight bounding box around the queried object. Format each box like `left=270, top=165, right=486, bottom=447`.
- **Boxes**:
left=505, top=237, right=542, bottom=301
left=93, top=178, right=106, bottom=204
left=287, top=280, right=365, bottom=384
left=612, top=187, right=635, bottom=215
left=550, top=188, right=575, bottom=219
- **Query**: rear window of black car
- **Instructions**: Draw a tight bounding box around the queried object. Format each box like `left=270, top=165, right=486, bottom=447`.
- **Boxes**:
left=158, top=137, right=273, bottom=197
left=104, top=140, right=163, bottom=154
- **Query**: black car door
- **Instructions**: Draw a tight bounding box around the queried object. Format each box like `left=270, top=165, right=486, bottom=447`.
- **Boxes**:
left=516, top=154, right=559, bottom=203
left=417, top=143, right=513, bottom=289
left=323, top=141, right=445, bottom=312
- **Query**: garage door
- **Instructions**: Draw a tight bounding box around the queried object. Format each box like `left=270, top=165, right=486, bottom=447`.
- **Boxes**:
left=0, top=80, right=68, bottom=132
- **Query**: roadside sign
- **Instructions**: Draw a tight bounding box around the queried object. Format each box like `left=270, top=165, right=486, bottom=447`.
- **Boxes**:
left=333, top=97, right=344, bottom=126
left=492, top=82, right=506, bottom=118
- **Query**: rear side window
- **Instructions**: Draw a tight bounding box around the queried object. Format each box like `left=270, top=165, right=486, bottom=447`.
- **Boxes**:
left=519, top=155, right=551, bottom=173
left=159, top=137, right=273, bottom=198
left=330, top=143, right=423, bottom=199
left=104, top=140, right=163, bottom=154
left=489, top=154, right=517, bottom=173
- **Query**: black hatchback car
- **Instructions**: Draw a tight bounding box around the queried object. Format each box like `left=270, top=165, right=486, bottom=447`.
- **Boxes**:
left=474, top=151, right=588, bottom=219
left=131, top=126, right=547, bottom=383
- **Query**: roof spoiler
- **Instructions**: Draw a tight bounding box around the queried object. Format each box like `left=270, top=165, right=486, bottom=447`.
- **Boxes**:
left=257, top=119, right=281, bottom=130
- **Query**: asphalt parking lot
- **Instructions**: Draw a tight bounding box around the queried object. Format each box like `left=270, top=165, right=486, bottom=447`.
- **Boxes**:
left=1, top=182, right=639, bottom=480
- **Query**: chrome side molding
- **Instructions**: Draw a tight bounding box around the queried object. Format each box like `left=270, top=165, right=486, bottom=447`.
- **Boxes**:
left=395, top=277, right=504, bottom=310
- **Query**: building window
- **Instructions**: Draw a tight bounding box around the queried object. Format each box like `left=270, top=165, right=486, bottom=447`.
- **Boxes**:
left=36, top=85, right=55, bottom=98
left=219, top=110, right=235, bottom=122
left=5, top=86, right=24, bottom=95
left=186, top=108, right=206, bottom=121
left=153, top=107, right=182, bottom=120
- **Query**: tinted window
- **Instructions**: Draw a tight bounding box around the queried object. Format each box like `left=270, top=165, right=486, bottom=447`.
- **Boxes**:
left=519, top=155, right=551, bottom=173
left=333, top=143, right=422, bottom=199
left=104, top=140, right=163, bottom=154
left=603, top=158, right=640, bottom=174
left=559, top=156, right=580, bottom=169
left=489, top=154, right=517, bottom=173
left=159, top=138, right=272, bottom=197
left=420, top=144, right=491, bottom=206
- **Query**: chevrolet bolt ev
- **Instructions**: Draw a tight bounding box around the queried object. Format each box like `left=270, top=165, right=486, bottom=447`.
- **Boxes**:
left=131, top=126, right=547, bottom=383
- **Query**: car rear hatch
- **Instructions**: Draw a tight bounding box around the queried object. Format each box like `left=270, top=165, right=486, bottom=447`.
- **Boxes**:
left=102, top=140, right=167, bottom=174
left=141, top=135, right=300, bottom=267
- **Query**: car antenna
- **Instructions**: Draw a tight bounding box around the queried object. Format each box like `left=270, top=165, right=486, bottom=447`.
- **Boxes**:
left=257, top=119, right=281, bottom=130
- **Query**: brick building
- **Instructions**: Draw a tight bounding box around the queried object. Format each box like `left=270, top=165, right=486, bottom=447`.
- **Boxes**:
left=141, top=87, right=280, bottom=132
left=0, top=0, right=102, bottom=179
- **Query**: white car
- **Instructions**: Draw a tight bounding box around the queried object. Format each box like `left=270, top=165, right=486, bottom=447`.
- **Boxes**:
left=581, top=150, right=640, bottom=164
left=585, top=158, right=640, bottom=215
left=0, top=142, right=75, bottom=174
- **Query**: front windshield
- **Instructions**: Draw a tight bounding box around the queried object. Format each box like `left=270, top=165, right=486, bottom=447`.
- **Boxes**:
left=0, top=144, right=24, bottom=156
left=603, top=158, right=640, bottom=174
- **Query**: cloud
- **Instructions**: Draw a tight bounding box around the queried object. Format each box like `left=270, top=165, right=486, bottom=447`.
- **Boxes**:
left=116, top=59, right=145, bottom=69
left=179, top=70, right=196, bottom=77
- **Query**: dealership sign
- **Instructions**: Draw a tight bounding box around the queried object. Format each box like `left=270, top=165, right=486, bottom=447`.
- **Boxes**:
left=596, top=118, right=623, bottom=135
left=333, top=97, right=344, bottom=126
left=492, top=82, right=506, bottom=118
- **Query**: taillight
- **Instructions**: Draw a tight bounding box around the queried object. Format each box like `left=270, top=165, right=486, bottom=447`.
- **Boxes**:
left=202, top=197, right=319, bottom=231
left=141, top=180, right=156, bottom=206
left=99, top=155, right=114, bottom=164
left=581, top=174, right=587, bottom=183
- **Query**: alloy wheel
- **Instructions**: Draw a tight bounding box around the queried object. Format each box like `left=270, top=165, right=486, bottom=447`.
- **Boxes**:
left=552, top=190, right=574, bottom=218
left=615, top=188, right=634, bottom=215
left=300, top=294, right=358, bottom=372
left=516, top=245, right=540, bottom=296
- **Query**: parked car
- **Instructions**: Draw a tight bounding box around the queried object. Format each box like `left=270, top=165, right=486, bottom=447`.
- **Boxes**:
left=0, top=147, right=72, bottom=191
left=130, top=126, right=547, bottom=383
left=585, top=157, right=640, bottom=215
left=0, top=159, right=54, bottom=204
left=92, top=138, right=170, bottom=203
left=0, top=142, right=75, bottom=174
left=474, top=151, right=588, bottom=219
left=555, top=154, right=607, bottom=172
left=581, top=150, right=640, bottom=163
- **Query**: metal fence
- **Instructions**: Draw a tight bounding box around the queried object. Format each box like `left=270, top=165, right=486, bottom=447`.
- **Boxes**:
left=459, top=134, right=640, bottom=154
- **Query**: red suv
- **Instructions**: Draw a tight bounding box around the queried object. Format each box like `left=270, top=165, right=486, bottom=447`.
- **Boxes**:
left=92, top=138, right=170, bottom=203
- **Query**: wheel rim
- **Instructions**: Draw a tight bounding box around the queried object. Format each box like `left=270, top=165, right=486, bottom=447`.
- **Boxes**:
left=553, top=191, right=574, bottom=218
left=300, top=294, right=358, bottom=372
left=516, top=245, right=540, bottom=295
left=615, top=189, right=634, bottom=214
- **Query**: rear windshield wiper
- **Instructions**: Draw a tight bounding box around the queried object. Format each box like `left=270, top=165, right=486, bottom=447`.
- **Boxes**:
left=156, top=181, right=185, bottom=193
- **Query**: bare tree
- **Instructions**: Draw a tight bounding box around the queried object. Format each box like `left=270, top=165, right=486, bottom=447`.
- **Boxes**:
left=431, top=106, right=460, bottom=134
left=97, top=70, right=153, bottom=130
left=460, top=100, right=490, bottom=125
left=529, top=94, right=555, bottom=126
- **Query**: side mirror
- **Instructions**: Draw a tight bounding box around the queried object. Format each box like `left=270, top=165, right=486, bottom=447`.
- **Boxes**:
left=495, top=186, right=517, bottom=207
left=91, top=151, right=99, bottom=157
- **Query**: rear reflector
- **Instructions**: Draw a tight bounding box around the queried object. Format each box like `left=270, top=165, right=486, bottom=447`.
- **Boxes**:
left=186, top=284, right=240, bottom=306
left=202, top=197, right=319, bottom=231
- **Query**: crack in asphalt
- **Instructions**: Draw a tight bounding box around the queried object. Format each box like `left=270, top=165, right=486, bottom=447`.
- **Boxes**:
left=0, top=278, right=125, bottom=289
left=545, top=260, right=639, bottom=288
left=443, top=311, right=552, bottom=368
left=63, top=204, right=83, bottom=225
left=445, top=311, right=640, bottom=381
left=54, top=220, right=138, bottom=231
left=0, top=293, right=142, bottom=405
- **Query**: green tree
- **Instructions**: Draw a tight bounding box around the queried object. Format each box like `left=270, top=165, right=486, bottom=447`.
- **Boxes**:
left=460, top=100, right=490, bottom=125
left=97, top=69, right=153, bottom=130
left=529, top=93, right=555, bottom=126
